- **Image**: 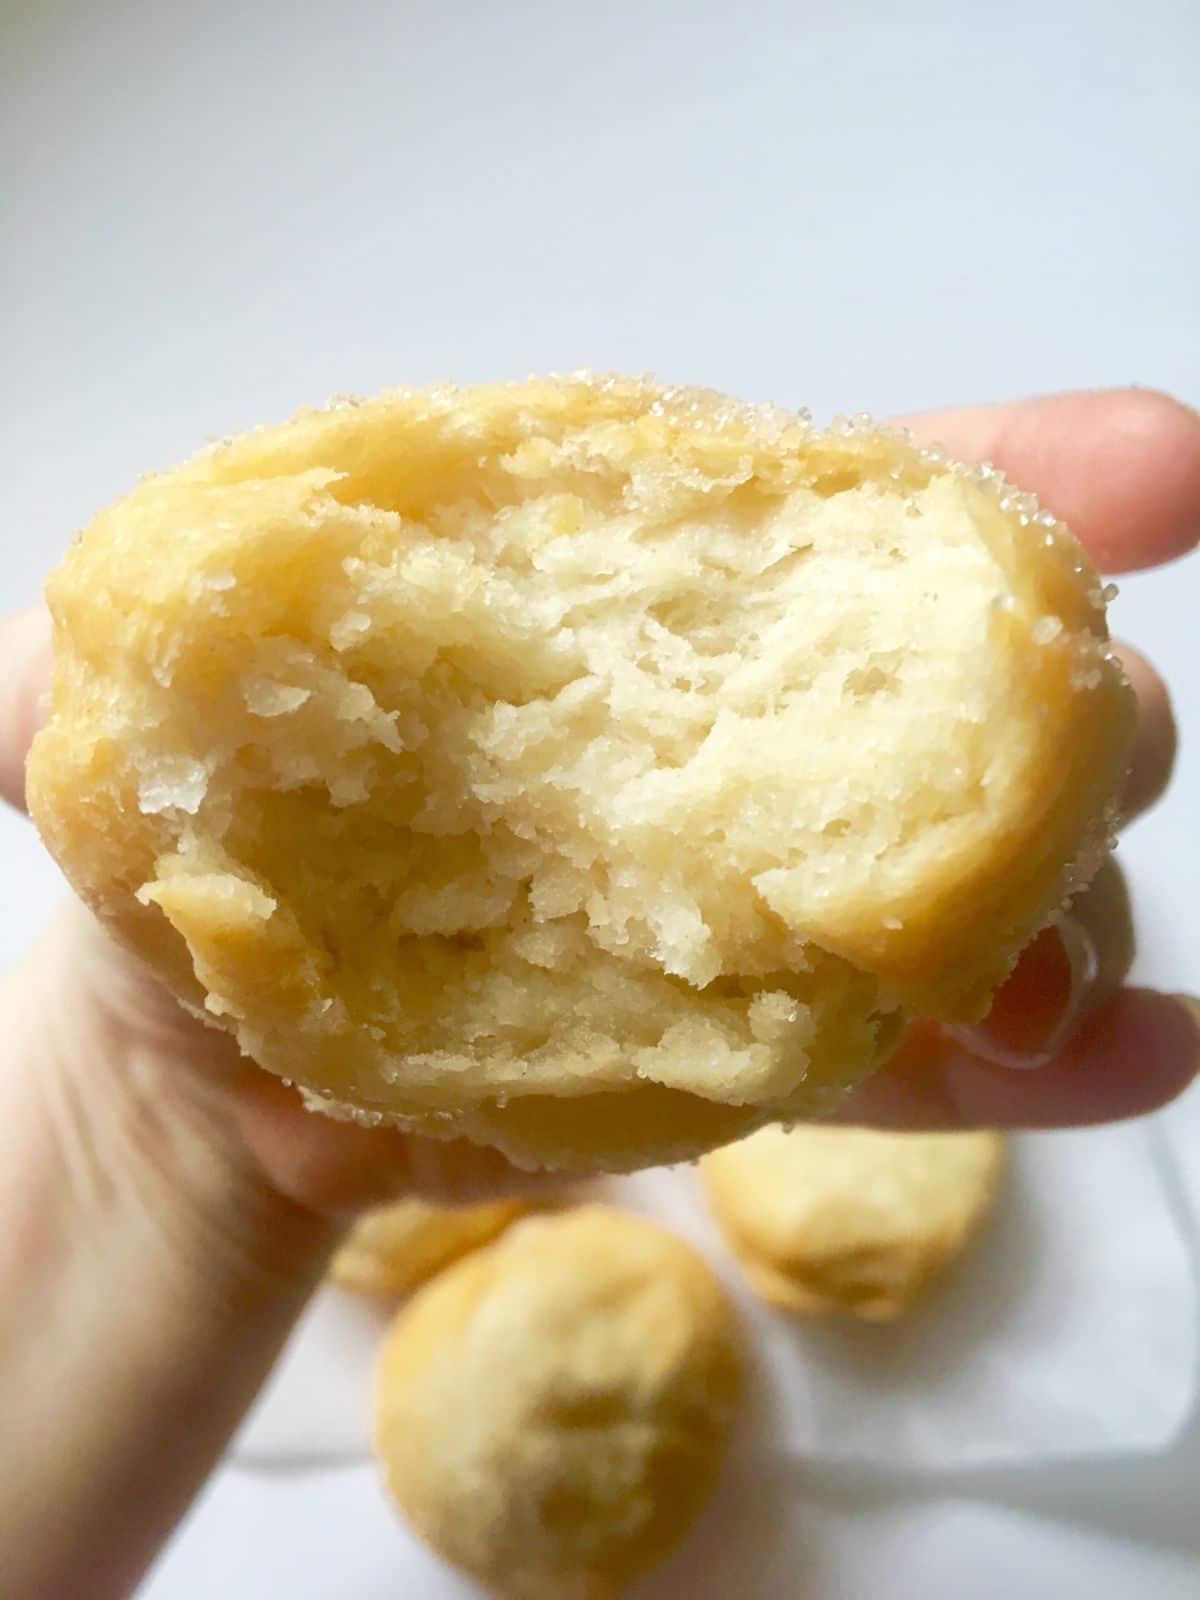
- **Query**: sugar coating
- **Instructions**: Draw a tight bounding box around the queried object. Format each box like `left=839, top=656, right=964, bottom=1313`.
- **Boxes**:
left=373, top=1206, right=742, bottom=1599
left=27, top=374, right=1134, bottom=1170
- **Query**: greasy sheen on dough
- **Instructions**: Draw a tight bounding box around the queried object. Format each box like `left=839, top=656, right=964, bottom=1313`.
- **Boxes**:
left=373, top=1206, right=742, bottom=1600
left=701, top=1125, right=1006, bottom=1320
left=328, top=1198, right=530, bottom=1299
left=27, top=374, right=1133, bottom=1170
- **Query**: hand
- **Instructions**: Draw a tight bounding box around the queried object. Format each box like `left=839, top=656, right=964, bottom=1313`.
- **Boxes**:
left=2, top=388, right=1196, bottom=1205
left=0, top=679, right=538, bottom=1217
left=1, top=388, right=1197, bottom=1600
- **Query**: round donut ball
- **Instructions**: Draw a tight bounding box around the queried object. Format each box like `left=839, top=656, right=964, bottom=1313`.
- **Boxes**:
left=373, top=1205, right=742, bottom=1599
left=328, top=1198, right=530, bottom=1299
left=27, top=375, right=1132, bottom=1170
left=701, top=1124, right=1007, bottom=1320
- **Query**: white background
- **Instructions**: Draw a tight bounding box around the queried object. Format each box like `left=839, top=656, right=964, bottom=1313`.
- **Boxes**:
left=2, top=2, right=1198, bottom=1596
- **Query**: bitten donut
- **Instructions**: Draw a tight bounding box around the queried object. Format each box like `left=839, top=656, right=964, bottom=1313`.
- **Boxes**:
left=27, top=374, right=1133, bottom=1170
left=701, top=1124, right=1007, bottom=1320
left=328, top=1198, right=530, bottom=1299
left=372, top=1206, right=742, bottom=1599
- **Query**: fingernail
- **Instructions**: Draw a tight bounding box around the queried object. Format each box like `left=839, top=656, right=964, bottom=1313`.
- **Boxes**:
left=949, top=917, right=1099, bottom=1069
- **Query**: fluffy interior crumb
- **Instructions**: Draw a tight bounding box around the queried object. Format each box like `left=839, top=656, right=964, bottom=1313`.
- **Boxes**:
left=29, top=377, right=1131, bottom=1167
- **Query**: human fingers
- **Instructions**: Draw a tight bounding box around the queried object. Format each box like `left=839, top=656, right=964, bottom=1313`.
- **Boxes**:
left=54, top=897, right=555, bottom=1218
left=895, top=633, right=1174, bottom=1082
left=851, top=843, right=1198, bottom=1130
left=902, top=387, right=1200, bottom=573
left=951, top=857, right=1134, bottom=1071
left=227, top=1068, right=558, bottom=1218
left=1115, top=641, right=1177, bottom=823
left=838, top=989, right=1200, bottom=1132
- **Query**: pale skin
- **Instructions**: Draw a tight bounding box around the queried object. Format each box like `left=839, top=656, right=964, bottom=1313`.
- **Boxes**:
left=1, top=390, right=1198, bottom=1600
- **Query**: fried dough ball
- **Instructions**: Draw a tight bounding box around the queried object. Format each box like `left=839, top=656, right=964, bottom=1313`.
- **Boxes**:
left=328, top=1198, right=529, bottom=1299
left=702, top=1124, right=1006, bottom=1320
left=373, top=1206, right=742, bottom=1598
left=28, top=375, right=1131, bottom=1169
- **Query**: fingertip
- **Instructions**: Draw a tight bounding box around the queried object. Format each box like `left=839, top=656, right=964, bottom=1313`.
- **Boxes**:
left=231, top=1079, right=420, bottom=1215
left=903, top=387, right=1200, bottom=574
left=840, top=988, right=1199, bottom=1133
left=231, top=1081, right=558, bottom=1217
left=1058, top=987, right=1200, bottom=1120
left=1086, top=387, right=1200, bottom=571
left=1116, top=642, right=1178, bottom=822
left=947, top=988, right=1200, bottom=1129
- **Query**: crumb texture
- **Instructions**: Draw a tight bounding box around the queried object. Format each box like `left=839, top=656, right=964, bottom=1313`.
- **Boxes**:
left=373, top=1206, right=742, bottom=1599
left=27, top=374, right=1133, bottom=1168
left=702, top=1125, right=1007, bottom=1320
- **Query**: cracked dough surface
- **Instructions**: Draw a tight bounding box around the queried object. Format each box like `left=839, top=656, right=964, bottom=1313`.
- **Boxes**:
left=373, top=1206, right=742, bottom=1599
left=702, top=1124, right=1007, bottom=1320
left=27, top=374, right=1132, bottom=1169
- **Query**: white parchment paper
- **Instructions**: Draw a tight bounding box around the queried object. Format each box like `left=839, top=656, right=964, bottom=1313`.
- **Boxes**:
left=235, top=1122, right=1197, bottom=1473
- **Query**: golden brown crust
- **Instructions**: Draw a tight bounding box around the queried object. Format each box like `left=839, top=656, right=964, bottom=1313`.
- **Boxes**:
left=373, top=1206, right=742, bottom=1599
left=327, top=1198, right=530, bottom=1299
left=27, top=374, right=1132, bottom=1170
left=701, top=1125, right=1006, bottom=1320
